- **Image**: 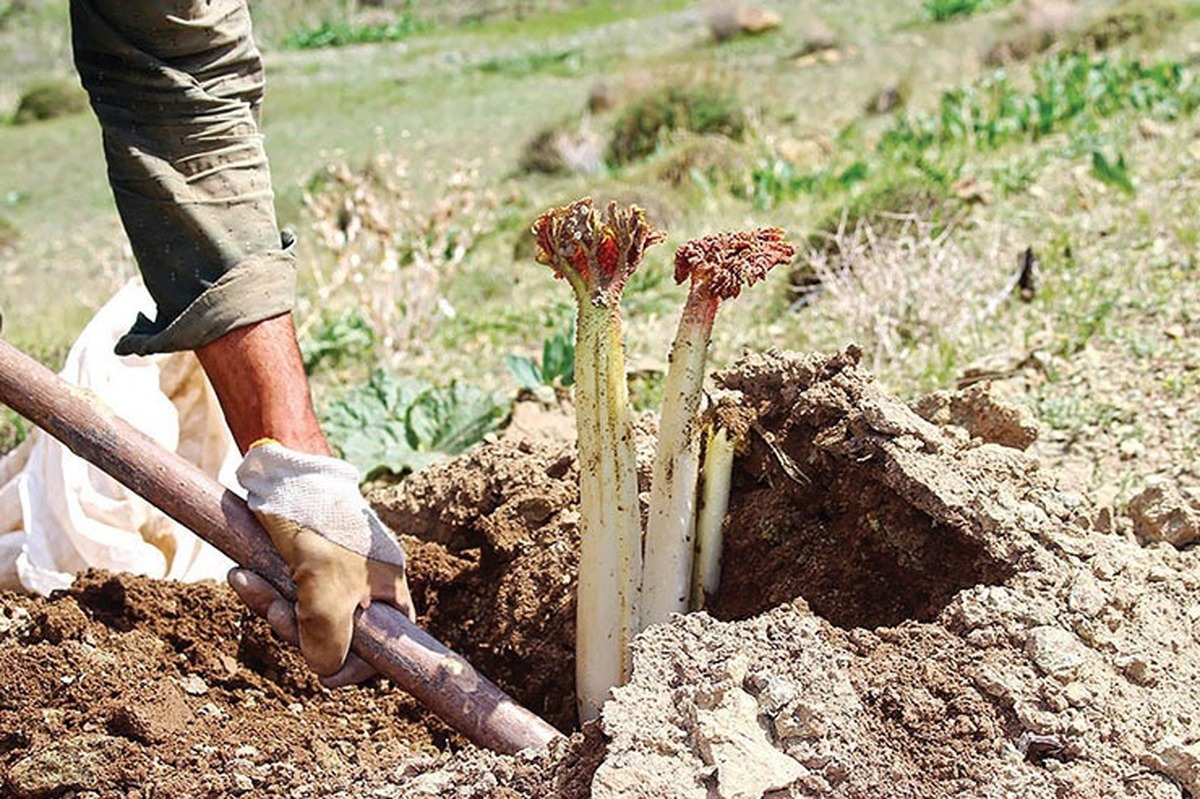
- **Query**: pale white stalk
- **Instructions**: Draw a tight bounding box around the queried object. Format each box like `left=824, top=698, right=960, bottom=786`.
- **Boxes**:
left=572, top=298, right=643, bottom=723
left=692, top=423, right=736, bottom=610
left=641, top=296, right=716, bottom=627
left=532, top=198, right=664, bottom=723
left=641, top=228, right=795, bottom=630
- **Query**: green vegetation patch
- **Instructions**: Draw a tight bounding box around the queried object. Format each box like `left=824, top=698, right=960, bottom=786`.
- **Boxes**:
left=478, top=47, right=585, bottom=77
left=282, top=14, right=428, bottom=50
left=753, top=52, right=1199, bottom=212
left=924, top=0, right=1014, bottom=22
left=13, top=79, right=88, bottom=124
left=608, top=82, right=747, bottom=166
left=881, top=53, right=1199, bottom=156
left=506, top=319, right=575, bottom=391
left=300, top=309, right=376, bottom=375
left=322, top=368, right=511, bottom=480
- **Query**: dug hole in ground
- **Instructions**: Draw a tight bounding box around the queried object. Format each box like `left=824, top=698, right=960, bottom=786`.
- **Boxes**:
left=1, top=346, right=1197, bottom=798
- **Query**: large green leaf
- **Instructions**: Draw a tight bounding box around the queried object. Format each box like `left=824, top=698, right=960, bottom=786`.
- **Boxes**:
left=505, top=354, right=543, bottom=390
left=322, top=369, right=510, bottom=480
left=406, top=382, right=511, bottom=456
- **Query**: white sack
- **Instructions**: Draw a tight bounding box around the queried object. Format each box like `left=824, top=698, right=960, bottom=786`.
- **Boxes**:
left=0, top=279, right=240, bottom=595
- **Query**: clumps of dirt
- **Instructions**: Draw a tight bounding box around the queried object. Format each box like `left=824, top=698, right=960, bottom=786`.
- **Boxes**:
left=586, top=348, right=1200, bottom=798
left=3, top=347, right=1199, bottom=797
left=0, top=571, right=448, bottom=798
left=711, top=347, right=1031, bottom=629
left=914, top=382, right=1040, bottom=451
left=371, top=438, right=583, bottom=730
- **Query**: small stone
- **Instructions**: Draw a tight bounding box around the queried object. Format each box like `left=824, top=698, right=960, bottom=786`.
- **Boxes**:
left=7, top=734, right=147, bottom=799
left=1127, top=479, right=1200, bottom=547
left=1138, top=119, right=1164, bottom=139
left=231, top=773, right=254, bottom=794
left=1119, top=439, right=1146, bottom=460
left=1026, top=626, right=1088, bottom=682
left=179, top=674, right=209, bottom=696
left=695, top=687, right=805, bottom=798
left=1067, top=572, right=1108, bottom=618
left=706, top=3, right=783, bottom=41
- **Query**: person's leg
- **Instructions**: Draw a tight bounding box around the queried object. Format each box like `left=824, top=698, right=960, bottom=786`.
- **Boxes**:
left=70, top=0, right=295, bottom=357
left=70, top=0, right=326, bottom=455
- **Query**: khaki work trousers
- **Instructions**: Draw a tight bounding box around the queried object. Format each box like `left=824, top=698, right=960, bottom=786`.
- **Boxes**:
left=70, top=0, right=295, bottom=355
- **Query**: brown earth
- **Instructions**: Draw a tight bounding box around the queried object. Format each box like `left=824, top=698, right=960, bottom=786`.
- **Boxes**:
left=2, top=347, right=1198, bottom=797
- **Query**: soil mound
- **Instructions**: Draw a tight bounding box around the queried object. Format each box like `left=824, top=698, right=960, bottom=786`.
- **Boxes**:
left=2, top=348, right=1196, bottom=797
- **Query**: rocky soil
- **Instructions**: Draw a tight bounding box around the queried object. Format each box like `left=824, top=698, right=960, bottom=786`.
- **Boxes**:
left=2, top=347, right=1199, bottom=797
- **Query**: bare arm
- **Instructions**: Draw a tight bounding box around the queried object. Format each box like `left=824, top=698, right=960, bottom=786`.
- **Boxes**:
left=195, top=313, right=330, bottom=457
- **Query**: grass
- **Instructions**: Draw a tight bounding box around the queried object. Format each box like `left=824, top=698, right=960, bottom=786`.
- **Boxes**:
left=0, top=0, right=1198, bottom=501
left=924, top=0, right=1015, bottom=22
left=282, top=16, right=428, bottom=50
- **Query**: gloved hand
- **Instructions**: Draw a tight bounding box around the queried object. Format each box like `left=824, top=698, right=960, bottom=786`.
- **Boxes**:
left=229, top=440, right=414, bottom=680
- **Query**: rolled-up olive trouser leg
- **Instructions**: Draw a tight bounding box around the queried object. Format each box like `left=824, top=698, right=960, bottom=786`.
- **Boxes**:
left=70, top=0, right=296, bottom=356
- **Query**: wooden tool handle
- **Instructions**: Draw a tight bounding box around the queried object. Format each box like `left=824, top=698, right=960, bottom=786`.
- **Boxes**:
left=0, top=338, right=560, bottom=754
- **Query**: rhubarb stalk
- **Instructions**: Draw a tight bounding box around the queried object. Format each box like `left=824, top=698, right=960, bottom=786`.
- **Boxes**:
left=641, top=228, right=795, bottom=628
left=533, top=198, right=664, bottom=722
left=691, top=393, right=749, bottom=610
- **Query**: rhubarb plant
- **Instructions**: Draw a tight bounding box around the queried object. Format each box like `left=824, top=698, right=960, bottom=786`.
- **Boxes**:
left=641, top=228, right=795, bottom=628
left=691, top=393, right=750, bottom=611
left=533, top=198, right=665, bottom=722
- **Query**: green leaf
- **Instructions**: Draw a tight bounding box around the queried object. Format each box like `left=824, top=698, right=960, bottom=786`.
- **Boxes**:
left=300, top=310, right=376, bottom=374
left=505, top=354, right=543, bottom=390
left=541, top=325, right=576, bottom=387
left=322, top=369, right=508, bottom=479
left=1091, top=150, right=1136, bottom=196
left=406, top=383, right=512, bottom=456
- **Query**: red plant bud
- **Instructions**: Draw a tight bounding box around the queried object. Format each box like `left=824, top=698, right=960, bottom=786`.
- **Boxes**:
left=673, top=228, right=796, bottom=300
left=533, top=197, right=665, bottom=301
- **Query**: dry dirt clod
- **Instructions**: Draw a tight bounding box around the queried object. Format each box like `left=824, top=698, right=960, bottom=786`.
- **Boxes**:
left=7, top=734, right=147, bottom=799
left=1127, top=478, right=1200, bottom=547
left=915, top=382, right=1039, bottom=450
left=705, top=3, right=783, bottom=42
left=3, top=349, right=1200, bottom=797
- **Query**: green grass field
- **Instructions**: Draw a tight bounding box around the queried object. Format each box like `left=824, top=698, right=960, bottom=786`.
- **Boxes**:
left=1, top=0, right=1198, bottom=501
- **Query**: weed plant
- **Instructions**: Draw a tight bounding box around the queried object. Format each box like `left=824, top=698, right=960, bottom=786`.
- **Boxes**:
left=299, top=151, right=501, bottom=363
left=282, top=14, right=427, bottom=49
left=881, top=54, right=1198, bottom=156
left=321, top=367, right=510, bottom=480
left=751, top=52, right=1199, bottom=211
left=608, top=83, right=746, bottom=166
left=796, top=217, right=1006, bottom=391
left=12, top=79, right=87, bottom=124
left=924, top=0, right=1014, bottom=22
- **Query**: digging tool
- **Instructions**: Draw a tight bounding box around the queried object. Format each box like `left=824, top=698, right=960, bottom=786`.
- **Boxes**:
left=0, top=335, right=561, bottom=754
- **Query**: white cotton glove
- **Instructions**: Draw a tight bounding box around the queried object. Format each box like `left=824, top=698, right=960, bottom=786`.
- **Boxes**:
left=230, top=440, right=414, bottom=679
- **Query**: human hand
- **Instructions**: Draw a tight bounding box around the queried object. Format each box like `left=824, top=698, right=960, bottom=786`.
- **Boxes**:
left=230, top=440, right=415, bottom=680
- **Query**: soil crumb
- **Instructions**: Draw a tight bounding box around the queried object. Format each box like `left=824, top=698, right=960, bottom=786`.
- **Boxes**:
left=3, top=348, right=1198, bottom=798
